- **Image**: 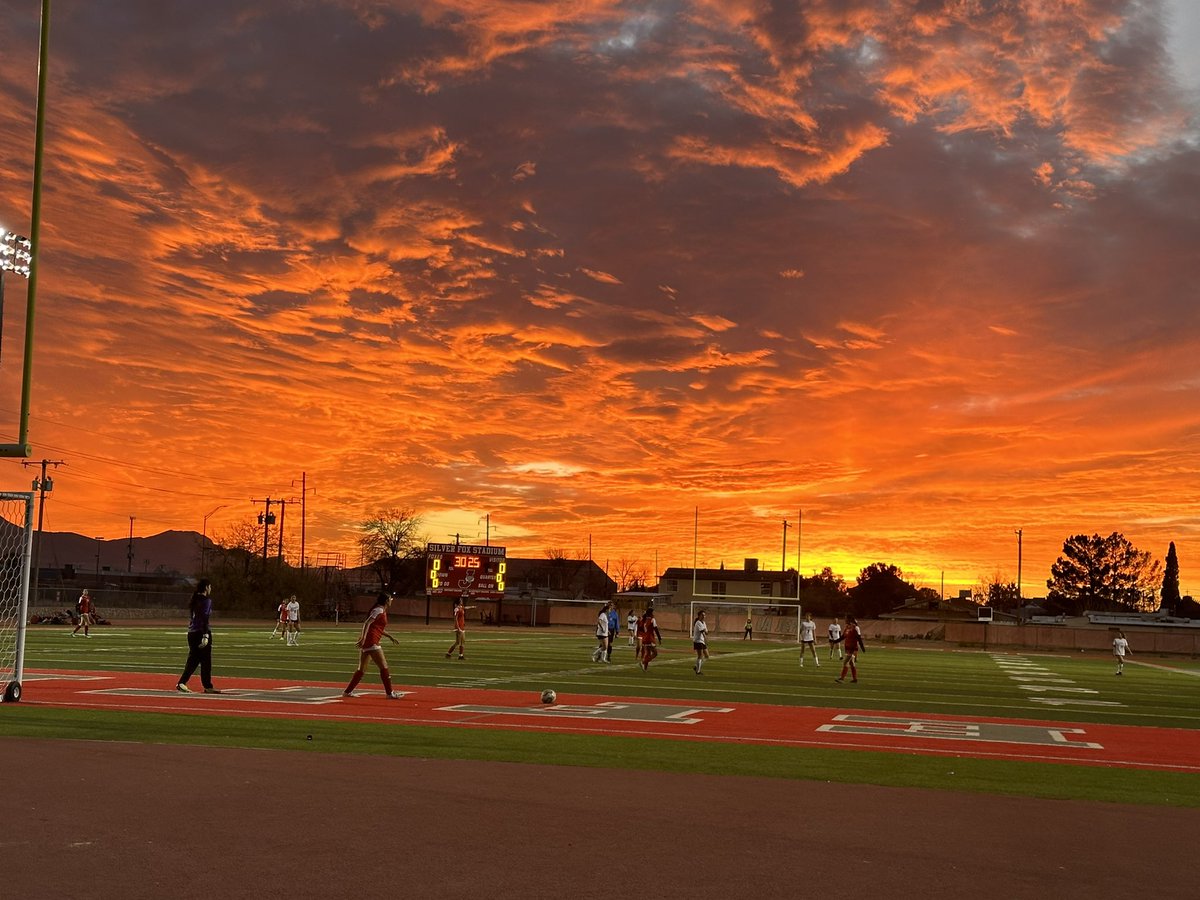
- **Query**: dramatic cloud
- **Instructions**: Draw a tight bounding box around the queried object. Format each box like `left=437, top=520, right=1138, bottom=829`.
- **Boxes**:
left=0, top=0, right=1197, bottom=595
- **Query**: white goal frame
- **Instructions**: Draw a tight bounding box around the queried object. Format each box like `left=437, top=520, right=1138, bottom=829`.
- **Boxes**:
left=688, top=598, right=802, bottom=641
left=0, top=491, right=35, bottom=703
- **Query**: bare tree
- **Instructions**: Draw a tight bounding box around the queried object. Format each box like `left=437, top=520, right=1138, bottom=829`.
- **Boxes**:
left=214, top=519, right=264, bottom=577
left=976, top=569, right=1019, bottom=610
left=360, top=507, right=426, bottom=590
left=613, top=556, right=650, bottom=592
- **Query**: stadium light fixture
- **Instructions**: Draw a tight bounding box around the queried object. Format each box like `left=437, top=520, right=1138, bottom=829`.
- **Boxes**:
left=0, top=229, right=33, bottom=370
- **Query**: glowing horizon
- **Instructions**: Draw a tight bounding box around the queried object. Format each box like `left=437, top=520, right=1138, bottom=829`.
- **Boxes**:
left=1, top=1, right=1198, bottom=599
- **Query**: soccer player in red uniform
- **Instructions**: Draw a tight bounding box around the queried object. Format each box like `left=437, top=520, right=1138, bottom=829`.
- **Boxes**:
left=638, top=607, right=663, bottom=671
left=270, top=598, right=287, bottom=640
left=835, top=616, right=866, bottom=683
left=344, top=593, right=401, bottom=698
left=445, top=597, right=475, bottom=660
left=71, top=589, right=94, bottom=637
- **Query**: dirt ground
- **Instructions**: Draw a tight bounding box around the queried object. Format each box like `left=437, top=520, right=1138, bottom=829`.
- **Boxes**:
left=2, top=737, right=1197, bottom=899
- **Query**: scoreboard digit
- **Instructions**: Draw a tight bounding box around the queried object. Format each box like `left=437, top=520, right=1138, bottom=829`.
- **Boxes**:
left=426, top=543, right=506, bottom=599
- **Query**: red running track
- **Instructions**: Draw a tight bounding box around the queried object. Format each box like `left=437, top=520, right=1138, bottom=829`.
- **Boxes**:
left=16, top=669, right=1200, bottom=773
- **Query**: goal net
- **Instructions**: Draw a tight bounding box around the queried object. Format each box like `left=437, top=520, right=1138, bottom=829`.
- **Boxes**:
left=688, top=599, right=801, bottom=641
left=0, top=492, right=34, bottom=702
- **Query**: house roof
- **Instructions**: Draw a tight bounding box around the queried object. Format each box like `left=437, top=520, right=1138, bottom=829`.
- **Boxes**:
left=661, top=566, right=794, bottom=583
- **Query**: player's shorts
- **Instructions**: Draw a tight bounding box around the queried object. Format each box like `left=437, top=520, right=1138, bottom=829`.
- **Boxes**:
left=693, top=641, right=706, bottom=652
left=361, top=643, right=381, bottom=652
left=287, top=616, right=299, bottom=623
left=802, top=640, right=815, bottom=646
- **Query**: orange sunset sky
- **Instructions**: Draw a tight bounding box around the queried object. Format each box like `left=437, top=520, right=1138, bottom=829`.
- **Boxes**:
left=1, top=0, right=1198, bottom=598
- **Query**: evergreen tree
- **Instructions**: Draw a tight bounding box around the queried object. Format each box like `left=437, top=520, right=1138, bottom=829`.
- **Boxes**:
left=1046, top=532, right=1162, bottom=614
left=1161, top=542, right=1181, bottom=614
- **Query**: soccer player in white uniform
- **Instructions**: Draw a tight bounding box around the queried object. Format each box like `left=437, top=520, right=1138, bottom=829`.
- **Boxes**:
left=691, top=609, right=709, bottom=674
left=627, top=611, right=638, bottom=646
left=1112, top=631, right=1132, bottom=675
left=285, top=595, right=301, bottom=645
left=827, top=617, right=843, bottom=659
left=591, top=602, right=611, bottom=663
left=799, top=612, right=819, bottom=667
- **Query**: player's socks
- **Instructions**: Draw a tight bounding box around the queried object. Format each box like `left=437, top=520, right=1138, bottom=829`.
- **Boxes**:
left=345, top=670, right=364, bottom=693
left=381, top=668, right=394, bottom=695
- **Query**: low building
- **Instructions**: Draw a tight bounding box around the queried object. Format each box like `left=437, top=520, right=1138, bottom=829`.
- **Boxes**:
left=657, top=558, right=798, bottom=606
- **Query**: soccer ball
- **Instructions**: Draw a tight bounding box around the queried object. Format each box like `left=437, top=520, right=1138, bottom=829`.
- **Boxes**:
left=540, top=689, right=557, bottom=705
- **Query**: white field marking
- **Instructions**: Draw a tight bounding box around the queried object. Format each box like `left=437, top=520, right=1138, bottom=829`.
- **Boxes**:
left=1128, top=660, right=1200, bottom=677
left=992, top=654, right=1123, bottom=706
left=993, top=663, right=1051, bottom=670
left=1032, top=698, right=1126, bottom=707
left=1018, top=684, right=1098, bottom=693
left=443, top=645, right=794, bottom=689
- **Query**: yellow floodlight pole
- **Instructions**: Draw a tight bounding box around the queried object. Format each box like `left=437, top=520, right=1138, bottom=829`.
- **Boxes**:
left=1, top=0, right=51, bottom=459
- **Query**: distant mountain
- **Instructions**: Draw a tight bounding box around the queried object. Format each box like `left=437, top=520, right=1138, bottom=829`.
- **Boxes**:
left=34, top=530, right=211, bottom=577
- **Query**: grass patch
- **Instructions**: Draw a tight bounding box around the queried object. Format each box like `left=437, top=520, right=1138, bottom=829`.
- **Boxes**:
left=3, top=705, right=1198, bottom=808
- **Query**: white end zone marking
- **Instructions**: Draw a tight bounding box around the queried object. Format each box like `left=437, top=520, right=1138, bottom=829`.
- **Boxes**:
left=818, top=714, right=1103, bottom=749
left=1031, top=698, right=1125, bottom=707
left=437, top=700, right=734, bottom=725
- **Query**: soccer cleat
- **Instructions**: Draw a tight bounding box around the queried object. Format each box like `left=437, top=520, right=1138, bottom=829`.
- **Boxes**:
left=203, top=687, right=223, bottom=694
left=851, top=679, right=858, bottom=683
left=458, top=655, right=465, bottom=660
left=342, top=691, right=355, bottom=698
left=176, top=683, right=192, bottom=693
left=386, top=691, right=403, bottom=699
left=834, top=677, right=844, bottom=683
left=445, top=652, right=452, bottom=658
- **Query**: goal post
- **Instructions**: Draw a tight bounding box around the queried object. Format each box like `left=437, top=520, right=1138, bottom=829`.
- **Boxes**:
left=689, top=598, right=801, bottom=641
left=0, top=492, right=35, bottom=702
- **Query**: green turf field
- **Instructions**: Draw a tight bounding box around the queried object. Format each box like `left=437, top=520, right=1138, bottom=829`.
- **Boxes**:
left=5, top=622, right=1200, bottom=806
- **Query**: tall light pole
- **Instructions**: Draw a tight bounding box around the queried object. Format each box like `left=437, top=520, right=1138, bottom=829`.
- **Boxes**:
left=0, top=0, right=52, bottom=458
left=94, top=536, right=102, bottom=578
left=201, top=504, right=227, bottom=575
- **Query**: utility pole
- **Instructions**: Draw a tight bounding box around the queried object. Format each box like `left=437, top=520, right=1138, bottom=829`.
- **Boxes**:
left=292, top=473, right=314, bottom=570
left=21, top=458, right=63, bottom=607
left=127, top=516, right=135, bottom=572
left=252, top=498, right=276, bottom=565
left=1015, top=529, right=1023, bottom=610
left=781, top=518, right=789, bottom=572
left=276, top=498, right=288, bottom=565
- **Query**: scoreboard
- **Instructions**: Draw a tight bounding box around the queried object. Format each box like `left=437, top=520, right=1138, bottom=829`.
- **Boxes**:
left=425, top=543, right=506, bottom=600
